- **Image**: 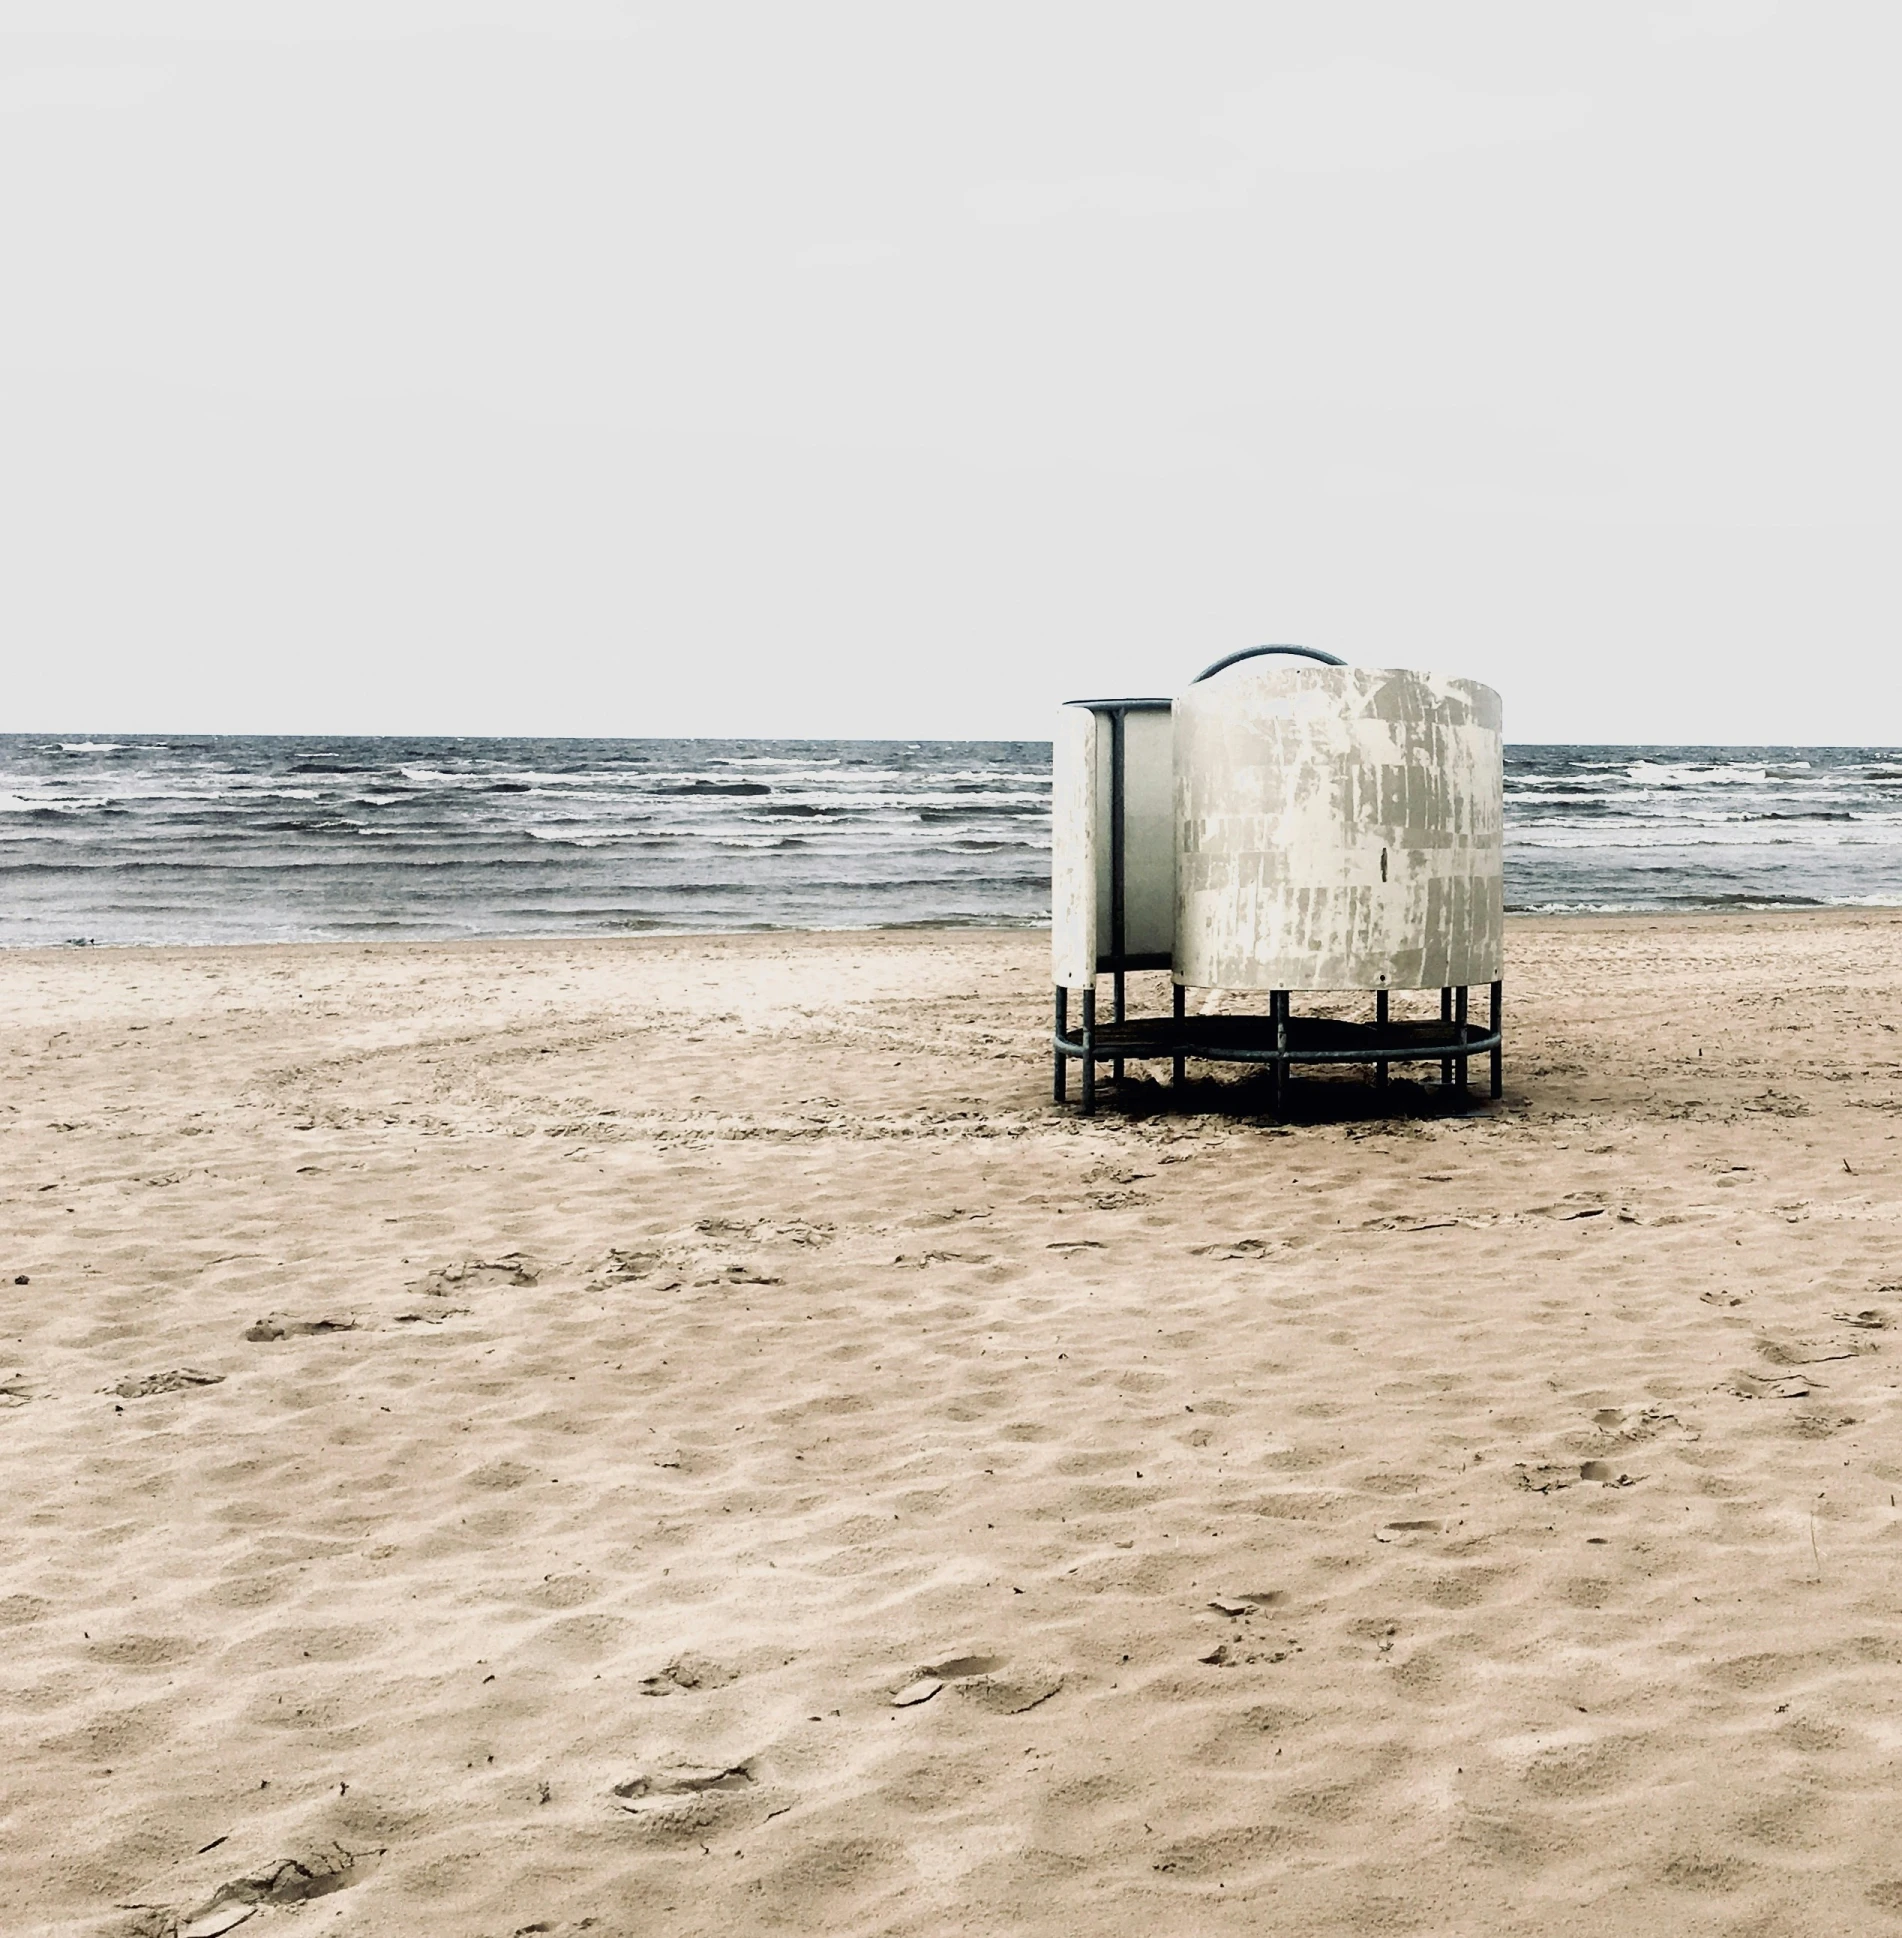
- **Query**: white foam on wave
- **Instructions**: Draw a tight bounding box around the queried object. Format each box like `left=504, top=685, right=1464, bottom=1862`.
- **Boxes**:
left=1510, top=822, right=1902, bottom=850
left=0, top=792, right=102, bottom=814
left=523, top=828, right=616, bottom=847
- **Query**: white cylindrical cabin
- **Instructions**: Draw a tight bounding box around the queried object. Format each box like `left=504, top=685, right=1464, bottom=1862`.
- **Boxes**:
left=1051, top=700, right=1175, bottom=991
left=1174, top=660, right=1503, bottom=993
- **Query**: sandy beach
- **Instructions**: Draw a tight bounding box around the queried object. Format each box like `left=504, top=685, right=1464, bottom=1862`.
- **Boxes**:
left=9, top=912, right=1902, bottom=1937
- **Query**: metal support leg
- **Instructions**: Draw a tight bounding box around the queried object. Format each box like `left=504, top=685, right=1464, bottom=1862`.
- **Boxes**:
left=1440, top=987, right=1454, bottom=1091
left=1108, top=708, right=1126, bottom=1090
left=1053, top=986, right=1068, bottom=1105
left=1080, top=987, right=1097, bottom=1117
left=1375, top=988, right=1389, bottom=1091
left=1272, top=990, right=1288, bottom=1116
left=1172, top=981, right=1186, bottom=1092
left=1490, top=979, right=1504, bottom=1100
left=1455, top=985, right=1469, bottom=1102
left=1112, top=967, right=1125, bottom=1086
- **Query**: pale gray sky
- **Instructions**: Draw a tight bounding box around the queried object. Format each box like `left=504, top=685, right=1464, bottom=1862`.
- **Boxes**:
left=3, top=0, right=1896, bottom=742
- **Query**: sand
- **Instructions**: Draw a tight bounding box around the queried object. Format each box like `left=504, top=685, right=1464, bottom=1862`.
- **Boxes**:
left=8, top=913, right=1902, bottom=1937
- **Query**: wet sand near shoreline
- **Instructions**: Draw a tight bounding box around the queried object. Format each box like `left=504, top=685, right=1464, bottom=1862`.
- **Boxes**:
left=8, top=913, right=1902, bottom=1937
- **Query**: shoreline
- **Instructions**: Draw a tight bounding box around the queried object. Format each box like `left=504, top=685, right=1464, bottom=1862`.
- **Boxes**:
left=9, top=900, right=1902, bottom=966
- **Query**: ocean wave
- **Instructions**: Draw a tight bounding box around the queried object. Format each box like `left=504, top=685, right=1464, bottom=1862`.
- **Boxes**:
left=916, top=803, right=1044, bottom=822
left=4, top=733, right=1899, bottom=946
left=0, top=796, right=105, bottom=818
left=1514, top=816, right=1902, bottom=844
left=1503, top=895, right=1895, bottom=913
left=703, top=754, right=843, bottom=769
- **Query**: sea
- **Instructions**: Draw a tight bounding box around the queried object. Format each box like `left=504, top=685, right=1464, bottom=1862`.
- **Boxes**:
left=3, top=736, right=1901, bottom=949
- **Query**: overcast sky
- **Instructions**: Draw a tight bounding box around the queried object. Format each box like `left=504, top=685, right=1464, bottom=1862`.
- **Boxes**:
left=2, top=0, right=1895, bottom=742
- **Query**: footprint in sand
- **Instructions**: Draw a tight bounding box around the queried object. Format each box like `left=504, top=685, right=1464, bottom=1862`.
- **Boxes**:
left=692, top=1262, right=783, bottom=1286
left=954, top=1677, right=1066, bottom=1713
left=612, top=1763, right=753, bottom=1811
left=1788, top=1409, right=1858, bottom=1439
left=1209, top=1592, right=1288, bottom=1616
left=1586, top=1406, right=1692, bottom=1450
left=1513, top=1464, right=1641, bottom=1493
left=1373, top=1519, right=1443, bottom=1541
left=1755, top=1333, right=1872, bottom=1366
left=1203, top=1594, right=1299, bottom=1665
left=637, top=1654, right=735, bottom=1698
left=1199, top=1637, right=1298, bottom=1667
left=927, top=1653, right=1005, bottom=1678
left=1722, top=1370, right=1816, bottom=1400
left=595, top=1249, right=675, bottom=1287
left=182, top=1846, right=373, bottom=1935
left=694, top=1216, right=834, bottom=1248
left=890, top=1655, right=1061, bottom=1714
left=414, top=1254, right=538, bottom=1296
left=243, top=1316, right=357, bottom=1342
left=108, top=1369, right=224, bottom=1399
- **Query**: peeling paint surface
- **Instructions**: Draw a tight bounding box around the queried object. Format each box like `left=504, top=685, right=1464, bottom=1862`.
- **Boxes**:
left=1173, top=663, right=1504, bottom=992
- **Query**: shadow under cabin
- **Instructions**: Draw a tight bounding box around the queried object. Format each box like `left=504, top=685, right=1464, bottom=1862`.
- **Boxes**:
left=1051, top=646, right=1505, bottom=1115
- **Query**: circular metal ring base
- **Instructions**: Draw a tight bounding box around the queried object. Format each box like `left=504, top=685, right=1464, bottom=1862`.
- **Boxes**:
left=1054, top=1013, right=1500, bottom=1068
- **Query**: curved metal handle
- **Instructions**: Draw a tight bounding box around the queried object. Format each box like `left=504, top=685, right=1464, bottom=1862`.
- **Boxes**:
left=1192, top=643, right=1346, bottom=682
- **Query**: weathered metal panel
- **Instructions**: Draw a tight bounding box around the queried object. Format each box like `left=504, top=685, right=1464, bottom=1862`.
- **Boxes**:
left=1051, top=703, right=1177, bottom=990
left=1051, top=705, right=1098, bottom=988
left=1174, top=662, right=1504, bottom=992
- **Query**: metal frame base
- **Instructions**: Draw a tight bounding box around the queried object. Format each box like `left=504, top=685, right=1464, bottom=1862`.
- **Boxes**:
left=1055, top=980, right=1504, bottom=1117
